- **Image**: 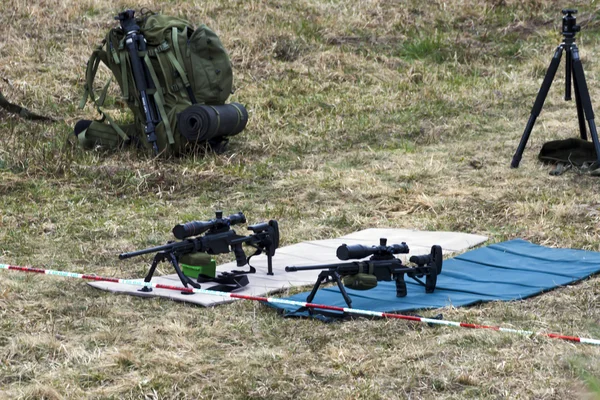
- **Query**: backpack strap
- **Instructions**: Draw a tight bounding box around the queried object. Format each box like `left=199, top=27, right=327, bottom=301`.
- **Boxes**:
left=79, top=46, right=102, bottom=107
left=149, top=41, right=194, bottom=105
left=79, top=44, right=131, bottom=142
left=170, top=27, right=197, bottom=103
left=206, top=105, right=222, bottom=132
left=118, top=50, right=130, bottom=101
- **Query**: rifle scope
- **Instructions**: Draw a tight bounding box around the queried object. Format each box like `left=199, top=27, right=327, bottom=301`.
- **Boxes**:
left=336, top=238, right=409, bottom=261
left=172, top=211, right=246, bottom=240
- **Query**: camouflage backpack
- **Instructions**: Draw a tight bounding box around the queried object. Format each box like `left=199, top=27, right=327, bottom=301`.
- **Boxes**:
left=77, top=10, right=247, bottom=156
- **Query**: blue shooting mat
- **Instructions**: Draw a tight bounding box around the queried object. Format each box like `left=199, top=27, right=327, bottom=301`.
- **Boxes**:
left=271, top=239, right=600, bottom=316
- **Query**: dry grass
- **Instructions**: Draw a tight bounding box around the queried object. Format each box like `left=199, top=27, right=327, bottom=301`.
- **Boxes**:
left=1, top=0, right=600, bottom=398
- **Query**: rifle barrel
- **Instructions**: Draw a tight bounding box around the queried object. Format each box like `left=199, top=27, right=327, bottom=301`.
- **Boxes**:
left=285, top=259, right=414, bottom=274
left=118, top=241, right=193, bottom=260
left=285, top=261, right=361, bottom=272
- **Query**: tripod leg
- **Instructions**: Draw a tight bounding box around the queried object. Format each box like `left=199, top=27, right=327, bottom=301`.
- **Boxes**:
left=571, top=53, right=588, bottom=140
left=571, top=46, right=600, bottom=165
left=565, top=45, right=572, bottom=101
left=511, top=46, right=564, bottom=168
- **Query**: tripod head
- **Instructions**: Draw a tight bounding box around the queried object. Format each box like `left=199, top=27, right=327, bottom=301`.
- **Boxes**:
left=562, top=9, right=580, bottom=40
left=115, top=10, right=140, bottom=36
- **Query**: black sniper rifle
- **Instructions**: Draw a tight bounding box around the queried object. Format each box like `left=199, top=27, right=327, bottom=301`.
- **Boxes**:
left=119, top=211, right=279, bottom=293
left=115, top=10, right=161, bottom=154
left=285, top=238, right=442, bottom=308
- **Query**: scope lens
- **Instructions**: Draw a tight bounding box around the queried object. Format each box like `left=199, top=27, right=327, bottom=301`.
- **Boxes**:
left=228, top=212, right=246, bottom=225
left=337, top=244, right=372, bottom=260
left=172, top=220, right=212, bottom=239
left=390, top=243, right=410, bottom=254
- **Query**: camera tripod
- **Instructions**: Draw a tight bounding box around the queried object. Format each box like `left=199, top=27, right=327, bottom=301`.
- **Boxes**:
left=511, top=9, right=600, bottom=168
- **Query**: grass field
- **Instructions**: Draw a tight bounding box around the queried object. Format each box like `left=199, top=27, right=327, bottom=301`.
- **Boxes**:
left=1, top=0, right=600, bottom=398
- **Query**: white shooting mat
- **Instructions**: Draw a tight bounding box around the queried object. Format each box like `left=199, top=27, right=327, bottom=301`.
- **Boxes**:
left=88, top=229, right=488, bottom=306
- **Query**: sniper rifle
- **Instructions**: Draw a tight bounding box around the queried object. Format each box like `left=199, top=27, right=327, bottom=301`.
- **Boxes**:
left=285, top=238, right=442, bottom=308
left=119, top=211, right=279, bottom=293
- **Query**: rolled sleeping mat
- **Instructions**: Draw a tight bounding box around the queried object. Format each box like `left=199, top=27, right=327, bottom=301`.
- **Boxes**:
left=177, top=103, right=248, bottom=143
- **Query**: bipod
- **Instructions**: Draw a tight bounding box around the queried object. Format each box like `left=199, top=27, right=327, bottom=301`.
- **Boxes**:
left=511, top=9, right=600, bottom=168
left=306, top=270, right=353, bottom=310
left=139, top=251, right=201, bottom=294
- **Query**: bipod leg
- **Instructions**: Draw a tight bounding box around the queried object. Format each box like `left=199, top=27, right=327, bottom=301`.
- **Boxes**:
left=305, top=271, right=352, bottom=312
left=571, top=50, right=588, bottom=140
left=306, top=271, right=329, bottom=304
left=571, top=46, right=600, bottom=166
left=304, top=271, right=330, bottom=315
left=139, top=252, right=165, bottom=292
left=167, top=252, right=202, bottom=294
left=331, top=271, right=352, bottom=309
left=512, top=46, right=564, bottom=168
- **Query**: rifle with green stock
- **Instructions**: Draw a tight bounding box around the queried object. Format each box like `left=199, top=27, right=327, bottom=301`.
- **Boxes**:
left=120, top=211, right=279, bottom=293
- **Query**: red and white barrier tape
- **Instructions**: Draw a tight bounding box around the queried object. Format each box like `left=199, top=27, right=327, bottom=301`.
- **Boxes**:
left=1, top=263, right=599, bottom=346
